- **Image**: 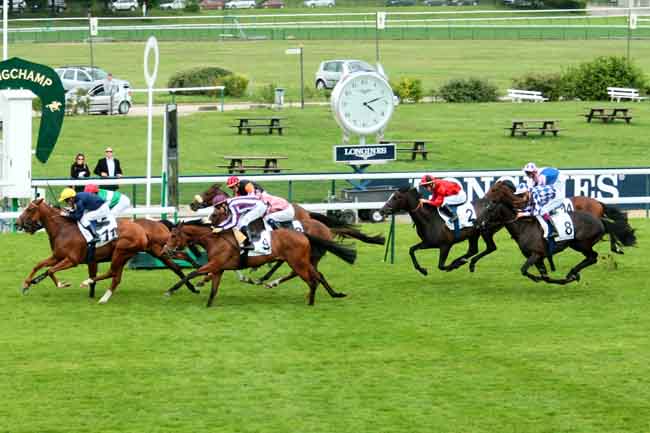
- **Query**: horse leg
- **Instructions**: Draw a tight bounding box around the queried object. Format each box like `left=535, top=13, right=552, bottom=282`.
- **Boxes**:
left=520, top=254, right=543, bottom=283
left=317, top=271, right=346, bottom=298
left=437, top=244, right=454, bottom=272
left=469, top=233, right=497, bottom=273
left=265, top=270, right=297, bottom=289
left=286, top=256, right=321, bottom=305
left=87, top=261, right=98, bottom=298
left=547, top=256, right=557, bottom=273
left=154, top=254, right=199, bottom=295
left=25, top=258, right=77, bottom=294
left=447, top=235, right=479, bottom=271
left=206, top=270, right=224, bottom=308
left=566, top=248, right=599, bottom=283
left=409, top=242, right=430, bottom=276
left=256, top=261, right=285, bottom=284
left=167, top=268, right=211, bottom=293
left=98, top=253, right=132, bottom=304
left=23, top=255, right=58, bottom=291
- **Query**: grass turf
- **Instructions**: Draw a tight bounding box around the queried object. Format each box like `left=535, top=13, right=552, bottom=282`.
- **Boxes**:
left=1, top=220, right=649, bottom=433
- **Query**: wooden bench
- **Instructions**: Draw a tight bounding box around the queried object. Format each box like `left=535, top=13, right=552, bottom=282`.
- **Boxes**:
left=607, top=87, right=647, bottom=102
left=583, top=107, right=632, bottom=124
left=232, top=117, right=286, bottom=135
left=379, top=139, right=429, bottom=160
left=506, top=119, right=561, bottom=137
left=505, top=89, right=548, bottom=103
left=217, top=156, right=289, bottom=174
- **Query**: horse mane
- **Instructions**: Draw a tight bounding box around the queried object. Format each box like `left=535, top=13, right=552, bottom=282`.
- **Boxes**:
left=487, top=182, right=528, bottom=208
left=182, top=218, right=212, bottom=227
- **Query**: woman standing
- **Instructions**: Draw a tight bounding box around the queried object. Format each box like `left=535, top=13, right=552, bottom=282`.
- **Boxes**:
left=70, top=153, right=90, bottom=192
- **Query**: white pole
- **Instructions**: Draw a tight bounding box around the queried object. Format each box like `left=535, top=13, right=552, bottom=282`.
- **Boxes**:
left=143, top=36, right=159, bottom=207
left=3, top=0, right=8, bottom=60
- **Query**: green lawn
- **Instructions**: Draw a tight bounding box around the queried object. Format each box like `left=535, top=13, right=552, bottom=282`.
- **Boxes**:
left=1, top=220, right=649, bottom=433
left=11, top=39, right=650, bottom=103
left=32, top=101, right=650, bottom=203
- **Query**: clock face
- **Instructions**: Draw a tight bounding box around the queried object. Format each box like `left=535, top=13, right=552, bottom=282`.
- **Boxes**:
left=331, top=72, right=394, bottom=136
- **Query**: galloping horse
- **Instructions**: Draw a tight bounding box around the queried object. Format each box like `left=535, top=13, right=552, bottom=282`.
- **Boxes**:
left=16, top=198, right=199, bottom=301
left=380, top=187, right=499, bottom=275
left=190, top=183, right=385, bottom=245
left=477, top=182, right=636, bottom=284
left=163, top=221, right=357, bottom=307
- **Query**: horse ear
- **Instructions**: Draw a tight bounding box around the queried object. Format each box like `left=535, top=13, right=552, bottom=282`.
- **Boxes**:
left=34, top=197, right=44, bottom=205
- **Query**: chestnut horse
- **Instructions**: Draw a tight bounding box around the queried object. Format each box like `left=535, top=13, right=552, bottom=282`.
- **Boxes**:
left=477, top=182, right=636, bottom=284
left=16, top=198, right=199, bottom=302
left=163, top=221, right=357, bottom=307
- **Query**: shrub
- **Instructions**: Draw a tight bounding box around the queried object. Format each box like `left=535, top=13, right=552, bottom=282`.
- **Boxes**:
left=185, top=0, right=200, bottom=12
left=543, top=0, right=586, bottom=8
left=221, top=74, right=249, bottom=98
left=511, top=72, right=565, bottom=101
left=255, top=84, right=277, bottom=104
left=437, top=78, right=498, bottom=103
left=562, top=56, right=647, bottom=101
left=391, top=77, right=424, bottom=104
left=167, top=66, right=232, bottom=95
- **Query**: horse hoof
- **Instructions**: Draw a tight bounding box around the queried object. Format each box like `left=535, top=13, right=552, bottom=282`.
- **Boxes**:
left=21, top=286, right=30, bottom=295
left=417, top=268, right=428, bottom=276
left=164, top=291, right=172, bottom=297
left=335, top=293, right=347, bottom=298
left=80, top=278, right=93, bottom=289
left=57, top=281, right=70, bottom=289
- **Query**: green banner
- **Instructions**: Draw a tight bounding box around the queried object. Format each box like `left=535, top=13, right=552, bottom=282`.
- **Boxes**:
left=0, top=57, right=65, bottom=163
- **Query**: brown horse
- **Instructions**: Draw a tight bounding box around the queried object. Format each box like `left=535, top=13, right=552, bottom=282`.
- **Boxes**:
left=478, top=182, right=636, bottom=284
left=570, top=196, right=631, bottom=254
left=16, top=198, right=199, bottom=301
left=190, top=183, right=385, bottom=245
left=163, top=221, right=357, bottom=307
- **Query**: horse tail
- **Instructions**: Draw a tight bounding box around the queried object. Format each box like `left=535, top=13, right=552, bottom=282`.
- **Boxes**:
left=305, top=233, right=357, bottom=265
left=602, top=218, right=637, bottom=248
left=308, top=211, right=385, bottom=245
left=601, top=204, right=629, bottom=225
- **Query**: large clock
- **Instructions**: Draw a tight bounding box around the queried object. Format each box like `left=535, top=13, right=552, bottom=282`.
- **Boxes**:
left=330, top=71, right=395, bottom=136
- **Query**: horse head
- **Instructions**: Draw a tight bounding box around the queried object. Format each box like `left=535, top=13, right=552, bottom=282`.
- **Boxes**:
left=476, top=182, right=522, bottom=231
left=164, top=223, right=188, bottom=255
left=190, top=183, right=229, bottom=211
left=16, top=198, right=46, bottom=233
left=209, top=202, right=229, bottom=226
left=381, top=187, right=420, bottom=215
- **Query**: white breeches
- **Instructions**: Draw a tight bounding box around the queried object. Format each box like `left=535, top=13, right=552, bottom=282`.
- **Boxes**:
left=443, top=190, right=467, bottom=206
left=540, top=196, right=564, bottom=216
left=81, top=202, right=111, bottom=227
left=265, top=205, right=295, bottom=223
left=554, top=176, right=567, bottom=199
left=236, top=202, right=268, bottom=229
left=110, top=195, right=131, bottom=216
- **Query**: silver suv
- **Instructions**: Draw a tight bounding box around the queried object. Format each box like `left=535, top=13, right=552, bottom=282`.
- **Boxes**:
left=55, top=66, right=109, bottom=91
left=304, top=0, right=335, bottom=7
left=314, top=59, right=374, bottom=89
left=111, top=0, right=139, bottom=11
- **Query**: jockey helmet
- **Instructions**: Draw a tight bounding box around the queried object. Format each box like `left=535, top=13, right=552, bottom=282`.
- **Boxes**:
left=420, top=174, right=438, bottom=186
left=84, top=184, right=99, bottom=193
left=515, top=182, right=529, bottom=194
left=58, top=187, right=77, bottom=202
left=226, top=176, right=240, bottom=188
left=213, top=192, right=229, bottom=206
left=523, top=162, right=538, bottom=173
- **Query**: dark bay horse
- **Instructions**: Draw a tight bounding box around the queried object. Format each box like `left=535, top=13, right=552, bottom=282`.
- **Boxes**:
left=380, top=187, right=498, bottom=275
left=478, top=182, right=636, bottom=284
left=163, top=221, right=357, bottom=307
left=16, top=198, right=198, bottom=301
left=190, top=183, right=385, bottom=245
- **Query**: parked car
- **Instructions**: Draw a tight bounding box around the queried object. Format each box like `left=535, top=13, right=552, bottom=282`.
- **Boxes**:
left=303, top=0, right=335, bottom=7
left=55, top=66, right=108, bottom=91
left=48, top=0, right=66, bottom=13
left=199, top=0, right=225, bottom=9
left=225, top=0, right=256, bottom=8
left=314, top=59, right=374, bottom=90
left=160, top=0, right=186, bottom=9
left=423, top=0, right=447, bottom=5
left=67, top=81, right=133, bottom=115
left=111, top=0, right=139, bottom=11
left=386, top=0, right=416, bottom=5
left=0, top=0, right=26, bottom=13
left=447, top=0, right=478, bottom=5
left=259, top=0, right=284, bottom=7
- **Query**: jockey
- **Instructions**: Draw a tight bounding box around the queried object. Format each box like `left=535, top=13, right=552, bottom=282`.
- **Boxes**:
left=419, top=175, right=467, bottom=222
left=523, top=162, right=565, bottom=200
left=211, top=195, right=269, bottom=249
left=58, top=187, right=111, bottom=244
left=524, top=184, right=564, bottom=235
left=226, top=176, right=264, bottom=197
left=84, top=184, right=131, bottom=217
left=255, top=191, right=294, bottom=228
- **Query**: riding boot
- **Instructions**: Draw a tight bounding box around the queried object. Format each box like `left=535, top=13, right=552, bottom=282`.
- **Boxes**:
left=85, top=222, right=100, bottom=243
left=86, top=241, right=96, bottom=264
left=440, top=205, right=457, bottom=222
left=239, top=227, right=254, bottom=250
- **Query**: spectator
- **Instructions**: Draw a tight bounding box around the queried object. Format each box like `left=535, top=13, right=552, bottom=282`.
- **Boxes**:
left=93, top=147, right=123, bottom=191
left=103, top=72, right=118, bottom=114
left=70, top=153, right=90, bottom=192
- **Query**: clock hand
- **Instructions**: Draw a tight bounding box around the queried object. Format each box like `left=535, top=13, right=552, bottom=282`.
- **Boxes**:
left=364, top=97, right=382, bottom=105
left=363, top=102, right=376, bottom=113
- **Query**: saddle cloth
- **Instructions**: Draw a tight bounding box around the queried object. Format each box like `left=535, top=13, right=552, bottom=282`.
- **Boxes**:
left=77, top=217, right=118, bottom=248
left=275, top=220, right=304, bottom=232
left=245, top=219, right=304, bottom=257
left=536, top=199, right=575, bottom=242
left=437, top=201, right=476, bottom=231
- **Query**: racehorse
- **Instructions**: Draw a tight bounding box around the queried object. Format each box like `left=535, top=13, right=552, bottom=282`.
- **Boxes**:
left=380, top=187, right=500, bottom=275
left=163, top=221, right=357, bottom=307
left=477, top=182, right=636, bottom=284
left=16, top=198, right=199, bottom=301
left=190, top=183, right=385, bottom=245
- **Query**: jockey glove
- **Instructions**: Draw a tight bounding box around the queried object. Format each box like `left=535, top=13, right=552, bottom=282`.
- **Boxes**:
left=542, top=213, right=551, bottom=222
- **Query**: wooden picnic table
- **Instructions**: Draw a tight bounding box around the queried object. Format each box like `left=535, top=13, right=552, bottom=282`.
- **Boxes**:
left=380, top=139, right=429, bottom=160
left=583, top=107, right=632, bottom=124
left=507, top=119, right=561, bottom=137
left=232, top=117, right=286, bottom=135
left=217, top=155, right=289, bottom=174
